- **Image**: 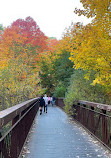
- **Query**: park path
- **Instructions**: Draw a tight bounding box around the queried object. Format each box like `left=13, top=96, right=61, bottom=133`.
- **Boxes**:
left=23, top=105, right=111, bottom=158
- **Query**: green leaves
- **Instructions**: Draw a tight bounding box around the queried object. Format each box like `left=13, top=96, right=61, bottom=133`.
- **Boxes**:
left=64, top=70, right=111, bottom=114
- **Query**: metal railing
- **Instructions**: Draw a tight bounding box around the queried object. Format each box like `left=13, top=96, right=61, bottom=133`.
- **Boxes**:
left=56, top=98, right=111, bottom=150
left=0, top=98, right=39, bottom=158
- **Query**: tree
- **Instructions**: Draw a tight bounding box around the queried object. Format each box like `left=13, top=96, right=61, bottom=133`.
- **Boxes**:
left=39, top=36, right=74, bottom=96
left=68, top=1, right=111, bottom=94
left=0, top=17, right=48, bottom=69
left=74, top=0, right=110, bottom=32
left=0, top=26, right=27, bottom=68
left=38, top=38, right=59, bottom=95
left=0, top=17, right=48, bottom=109
left=12, top=16, right=47, bottom=52
left=0, top=24, right=4, bottom=40
left=52, top=50, right=74, bottom=87
left=0, top=58, right=41, bottom=110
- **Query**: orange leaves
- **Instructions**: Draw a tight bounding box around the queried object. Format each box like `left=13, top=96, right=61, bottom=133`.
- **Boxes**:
left=0, top=26, right=27, bottom=67
left=37, top=38, right=59, bottom=65
left=17, top=71, right=27, bottom=81
left=47, top=38, right=59, bottom=52
left=2, top=26, right=26, bottom=46
left=0, top=17, right=48, bottom=69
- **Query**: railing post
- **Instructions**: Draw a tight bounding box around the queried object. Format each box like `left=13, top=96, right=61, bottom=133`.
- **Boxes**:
left=10, top=115, right=19, bottom=158
left=102, top=109, right=108, bottom=145
left=55, top=99, right=58, bottom=106
left=76, top=103, right=80, bottom=122
left=0, top=133, right=9, bottom=158
left=90, top=106, right=95, bottom=134
left=82, top=104, right=86, bottom=126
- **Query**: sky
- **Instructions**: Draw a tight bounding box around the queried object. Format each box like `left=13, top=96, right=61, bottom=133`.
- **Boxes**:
left=0, top=0, right=92, bottom=40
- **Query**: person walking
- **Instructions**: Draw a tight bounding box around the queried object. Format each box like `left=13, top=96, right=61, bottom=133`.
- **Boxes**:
left=43, top=94, right=49, bottom=113
left=48, top=96, right=51, bottom=105
left=39, top=95, right=45, bottom=115
left=52, top=96, right=56, bottom=106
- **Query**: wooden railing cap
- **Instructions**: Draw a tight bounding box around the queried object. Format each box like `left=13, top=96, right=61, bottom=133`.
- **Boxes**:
left=0, top=98, right=38, bottom=129
left=79, top=100, right=111, bottom=111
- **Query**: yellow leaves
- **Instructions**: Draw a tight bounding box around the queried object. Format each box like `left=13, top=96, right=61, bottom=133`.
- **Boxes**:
left=96, top=57, right=108, bottom=68
left=55, top=36, right=71, bottom=56
left=75, top=0, right=110, bottom=22
left=84, top=74, right=90, bottom=80
left=0, top=59, right=8, bottom=69
left=61, top=18, right=111, bottom=93
left=69, top=23, right=111, bottom=72
left=92, top=78, right=100, bottom=86
left=0, top=56, right=42, bottom=107
left=28, top=73, right=39, bottom=85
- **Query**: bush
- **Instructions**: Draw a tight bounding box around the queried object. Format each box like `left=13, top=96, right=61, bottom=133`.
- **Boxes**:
left=64, top=69, right=111, bottom=114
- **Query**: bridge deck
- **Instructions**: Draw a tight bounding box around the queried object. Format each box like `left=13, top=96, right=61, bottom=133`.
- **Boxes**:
left=23, top=105, right=111, bottom=158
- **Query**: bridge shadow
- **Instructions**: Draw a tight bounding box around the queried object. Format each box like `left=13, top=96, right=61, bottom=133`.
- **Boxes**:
left=22, top=105, right=111, bottom=158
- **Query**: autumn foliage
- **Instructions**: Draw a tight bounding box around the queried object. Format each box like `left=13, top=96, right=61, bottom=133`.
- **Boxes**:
left=67, top=0, right=111, bottom=94
left=11, top=17, right=47, bottom=51
left=0, top=17, right=48, bottom=109
left=0, top=0, right=111, bottom=109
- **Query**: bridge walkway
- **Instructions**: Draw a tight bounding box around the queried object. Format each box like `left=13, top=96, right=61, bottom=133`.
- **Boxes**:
left=22, top=105, right=111, bottom=158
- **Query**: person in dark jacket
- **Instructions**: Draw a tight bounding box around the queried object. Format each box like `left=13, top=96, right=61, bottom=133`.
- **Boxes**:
left=39, top=95, right=45, bottom=115
left=52, top=96, right=56, bottom=106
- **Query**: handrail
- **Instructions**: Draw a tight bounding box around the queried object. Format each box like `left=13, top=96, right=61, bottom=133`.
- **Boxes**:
left=0, top=98, right=38, bottom=129
left=78, top=100, right=111, bottom=111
